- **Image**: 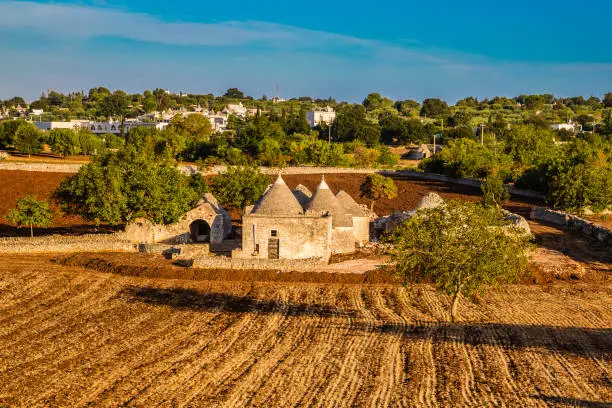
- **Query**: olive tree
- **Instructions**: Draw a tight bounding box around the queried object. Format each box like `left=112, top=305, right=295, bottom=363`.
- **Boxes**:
left=210, top=166, right=269, bottom=209
left=13, top=123, right=43, bottom=158
left=386, top=200, right=531, bottom=323
left=6, top=195, right=53, bottom=237
left=360, top=173, right=398, bottom=211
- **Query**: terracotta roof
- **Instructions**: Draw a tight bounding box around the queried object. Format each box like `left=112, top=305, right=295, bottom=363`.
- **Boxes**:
left=251, top=174, right=304, bottom=216
left=292, top=184, right=312, bottom=207
left=305, top=176, right=353, bottom=227
left=336, top=190, right=369, bottom=217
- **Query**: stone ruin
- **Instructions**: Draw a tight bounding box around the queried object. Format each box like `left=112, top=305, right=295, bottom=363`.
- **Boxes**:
left=373, top=192, right=531, bottom=237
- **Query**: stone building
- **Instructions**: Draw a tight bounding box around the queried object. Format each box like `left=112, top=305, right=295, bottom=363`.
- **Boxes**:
left=237, top=175, right=372, bottom=262
left=125, top=193, right=231, bottom=245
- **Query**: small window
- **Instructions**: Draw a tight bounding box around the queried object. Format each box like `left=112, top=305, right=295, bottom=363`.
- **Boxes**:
left=271, top=230, right=278, bottom=237
left=255, top=244, right=260, bottom=253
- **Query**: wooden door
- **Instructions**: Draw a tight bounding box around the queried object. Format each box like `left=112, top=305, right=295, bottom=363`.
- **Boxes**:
left=268, top=238, right=279, bottom=259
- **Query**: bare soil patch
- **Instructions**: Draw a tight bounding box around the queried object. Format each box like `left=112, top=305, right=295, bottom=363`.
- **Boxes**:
left=0, top=254, right=610, bottom=407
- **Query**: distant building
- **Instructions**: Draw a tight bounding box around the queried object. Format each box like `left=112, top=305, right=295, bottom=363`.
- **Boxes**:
left=223, top=103, right=247, bottom=117
left=306, top=106, right=336, bottom=128
left=208, top=113, right=229, bottom=132
left=551, top=122, right=581, bottom=133
left=30, top=109, right=44, bottom=116
left=405, top=144, right=432, bottom=160
left=35, top=120, right=88, bottom=131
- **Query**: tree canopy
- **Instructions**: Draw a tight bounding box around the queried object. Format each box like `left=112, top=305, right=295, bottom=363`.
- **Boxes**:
left=55, top=146, right=205, bottom=225
left=360, top=173, right=398, bottom=211
left=210, top=166, right=270, bottom=209
left=386, top=200, right=531, bottom=322
left=6, top=195, right=53, bottom=237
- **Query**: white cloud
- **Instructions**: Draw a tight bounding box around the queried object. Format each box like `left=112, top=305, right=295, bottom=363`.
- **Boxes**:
left=0, top=0, right=451, bottom=64
left=0, top=1, right=610, bottom=101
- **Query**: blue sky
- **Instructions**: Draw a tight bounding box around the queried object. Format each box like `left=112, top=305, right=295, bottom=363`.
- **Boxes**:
left=1, top=0, right=611, bottom=102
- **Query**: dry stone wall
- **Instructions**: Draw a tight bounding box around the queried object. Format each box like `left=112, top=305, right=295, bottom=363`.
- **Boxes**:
left=531, top=207, right=612, bottom=245
left=193, top=255, right=327, bottom=272
left=0, top=233, right=134, bottom=254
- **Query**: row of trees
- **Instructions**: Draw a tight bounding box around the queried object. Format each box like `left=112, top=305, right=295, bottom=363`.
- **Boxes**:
left=420, top=124, right=612, bottom=213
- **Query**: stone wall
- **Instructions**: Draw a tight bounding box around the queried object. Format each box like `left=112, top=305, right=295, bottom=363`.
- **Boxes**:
left=193, top=255, right=327, bottom=272
left=0, top=233, right=134, bottom=254
left=0, top=162, right=82, bottom=173
left=240, top=214, right=332, bottom=261
left=390, top=170, right=546, bottom=200
left=331, top=227, right=357, bottom=254
left=530, top=207, right=612, bottom=245
left=351, top=216, right=371, bottom=245
left=124, top=201, right=229, bottom=245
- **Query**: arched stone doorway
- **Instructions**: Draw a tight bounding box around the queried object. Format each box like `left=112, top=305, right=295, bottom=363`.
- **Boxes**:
left=189, top=219, right=211, bottom=243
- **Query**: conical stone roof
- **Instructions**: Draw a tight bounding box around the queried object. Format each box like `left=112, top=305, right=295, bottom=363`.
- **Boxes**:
left=336, top=190, right=369, bottom=217
left=292, top=184, right=312, bottom=207
left=305, top=177, right=353, bottom=227
left=414, top=192, right=445, bottom=211
left=251, top=175, right=304, bottom=216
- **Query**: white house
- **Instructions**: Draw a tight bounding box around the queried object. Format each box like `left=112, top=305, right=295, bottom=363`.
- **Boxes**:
left=551, top=122, right=581, bottom=133
left=306, top=106, right=336, bottom=128
left=35, top=120, right=88, bottom=131
left=208, top=113, right=229, bottom=132
left=224, top=103, right=248, bottom=117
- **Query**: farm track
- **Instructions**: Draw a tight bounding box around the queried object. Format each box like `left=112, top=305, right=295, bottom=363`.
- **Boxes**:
left=0, top=255, right=610, bottom=407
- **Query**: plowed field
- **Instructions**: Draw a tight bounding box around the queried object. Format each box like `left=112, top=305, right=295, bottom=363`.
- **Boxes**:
left=1, top=255, right=610, bottom=407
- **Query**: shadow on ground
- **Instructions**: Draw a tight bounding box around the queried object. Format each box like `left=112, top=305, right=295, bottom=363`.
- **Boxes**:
left=531, top=395, right=611, bottom=407
left=121, top=286, right=611, bottom=358
left=0, top=223, right=121, bottom=237
left=119, top=286, right=357, bottom=317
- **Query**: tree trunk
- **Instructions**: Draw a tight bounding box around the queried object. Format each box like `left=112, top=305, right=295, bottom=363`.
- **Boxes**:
left=30, top=223, right=33, bottom=238
left=370, top=200, right=375, bottom=211
left=450, top=290, right=461, bottom=323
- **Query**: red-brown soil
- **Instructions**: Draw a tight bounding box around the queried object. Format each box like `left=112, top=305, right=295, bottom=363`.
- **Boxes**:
left=0, top=170, right=91, bottom=235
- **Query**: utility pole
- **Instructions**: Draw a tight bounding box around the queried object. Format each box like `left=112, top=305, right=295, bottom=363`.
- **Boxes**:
left=480, top=124, right=485, bottom=145
left=434, top=118, right=443, bottom=153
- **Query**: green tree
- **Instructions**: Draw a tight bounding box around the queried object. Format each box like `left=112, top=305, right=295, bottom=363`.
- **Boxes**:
left=142, top=97, right=157, bottom=113
left=420, top=98, right=449, bottom=118
left=548, top=149, right=612, bottom=213
left=48, top=128, right=80, bottom=156
left=481, top=172, right=510, bottom=207
left=386, top=201, right=531, bottom=323
left=13, top=123, right=43, bottom=157
left=394, top=100, right=420, bottom=116
left=100, top=91, right=129, bottom=138
left=603, top=92, right=612, bottom=108
left=377, top=146, right=400, bottom=167
left=78, top=129, right=104, bottom=155
left=55, top=146, right=201, bottom=225
left=0, top=119, right=25, bottom=148
left=353, top=145, right=380, bottom=168
left=332, top=104, right=369, bottom=142
left=354, top=123, right=381, bottom=147
left=6, top=195, right=53, bottom=237
left=360, top=173, right=398, bottom=211
left=362, top=93, right=393, bottom=111
left=224, top=88, right=245, bottom=99
left=210, top=166, right=269, bottom=209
